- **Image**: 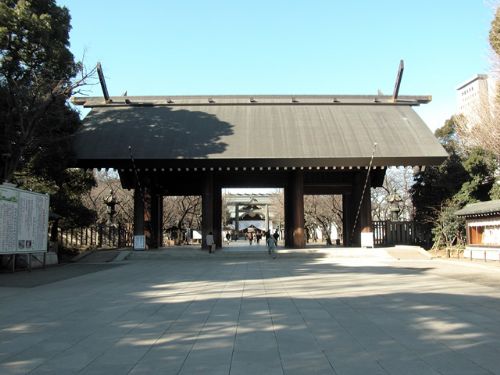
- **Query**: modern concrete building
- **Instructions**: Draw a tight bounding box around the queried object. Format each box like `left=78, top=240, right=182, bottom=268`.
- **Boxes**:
left=456, top=74, right=497, bottom=126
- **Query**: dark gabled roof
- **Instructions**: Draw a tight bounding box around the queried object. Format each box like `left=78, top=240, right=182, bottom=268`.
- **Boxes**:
left=72, top=95, right=447, bottom=169
left=455, top=200, right=500, bottom=217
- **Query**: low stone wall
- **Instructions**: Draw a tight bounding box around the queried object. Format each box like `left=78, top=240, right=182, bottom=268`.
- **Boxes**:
left=464, top=247, right=500, bottom=261
left=0, top=252, right=58, bottom=270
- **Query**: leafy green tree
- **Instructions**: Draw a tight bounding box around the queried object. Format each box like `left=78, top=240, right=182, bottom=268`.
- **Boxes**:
left=490, top=183, right=500, bottom=199
left=453, top=147, right=497, bottom=206
left=421, top=7, right=500, bottom=250
left=411, top=117, right=468, bottom=227
left=0, top=0, right=96, bottom=227
left=434, top=116, right=465, bottom=155
left=0, top=0, right=86, bottom=179
left=412, top=118, right=498, bottom=249
left=431, top=200, right=466, bottom=250
left=431, top=148, right=496, bottom=250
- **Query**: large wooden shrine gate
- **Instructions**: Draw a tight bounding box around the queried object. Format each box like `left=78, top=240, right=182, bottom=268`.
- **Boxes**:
left=72, top=94, right=447, bottom=249
left=118, top=167, right=384, bottom=249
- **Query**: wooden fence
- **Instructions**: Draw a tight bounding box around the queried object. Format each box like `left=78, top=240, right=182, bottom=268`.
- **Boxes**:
left=53, top=221, right=427, bottom=249
left=55, top=224, right=133, bottom=249
left=373, top=221, right=418, bottom=246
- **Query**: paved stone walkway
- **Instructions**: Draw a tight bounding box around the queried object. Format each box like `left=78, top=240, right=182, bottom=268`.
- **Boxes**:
left=2, top=250, right=500, bottom=374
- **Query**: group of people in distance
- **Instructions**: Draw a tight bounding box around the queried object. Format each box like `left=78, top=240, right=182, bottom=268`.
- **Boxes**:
left=206, top=230, right=279, bottom=258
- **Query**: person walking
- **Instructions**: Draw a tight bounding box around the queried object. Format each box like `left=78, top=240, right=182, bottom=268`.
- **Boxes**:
left=206, top=231, right=215, bottom=254
left=273, top=230, right=280, bottom=243
left=266, top=231, right=277, bottom=259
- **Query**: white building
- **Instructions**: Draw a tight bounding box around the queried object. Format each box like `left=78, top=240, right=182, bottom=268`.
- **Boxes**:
left=456, top=74, right=497, bottom=126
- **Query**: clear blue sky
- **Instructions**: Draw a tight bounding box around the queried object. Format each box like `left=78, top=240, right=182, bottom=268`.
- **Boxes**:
left=58, top=0, right=496, bottom=131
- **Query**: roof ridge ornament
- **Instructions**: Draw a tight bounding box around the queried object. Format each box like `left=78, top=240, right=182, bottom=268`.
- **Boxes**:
left=392, top=60, right=405, bottom=102
left=96, top=62, right=112, bottom=104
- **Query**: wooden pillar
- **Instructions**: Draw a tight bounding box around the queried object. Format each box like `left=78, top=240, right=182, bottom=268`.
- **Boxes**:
left=202, top=172, right=214, bottom=249
left=359, top=179, right=372, bottom=234
left=133, top=187, right=148, bottom=250
left=350, top=172, right=372, bottom=246
left=285, top=171, right=305, bottom=248
left=143, top=188, right=153, bottom=249
left=213, top=182, right=222, bottom=248
left=133, top=188, right=144, bottom=237
left=292, top=171, right=305, bottom=248
left=350, top=174, right=362, bottom=246
left=158, top=197, right=163, bottom=247
left=284, top=183, right=292, bottom=247
left=235, top=204, right=239, bottom=233
left=265, top=204, right=269, bottom=232
left=342, top=193, right=351, bottom=247
left=149, top=193, right=162, bottom=249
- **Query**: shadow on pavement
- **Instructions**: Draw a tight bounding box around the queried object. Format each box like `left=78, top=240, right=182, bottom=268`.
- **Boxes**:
left=0, top=263, right=124, bottom=288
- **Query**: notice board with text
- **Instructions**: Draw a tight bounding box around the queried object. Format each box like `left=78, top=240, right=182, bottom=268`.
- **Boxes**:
left=0, top=184, right=49, bottom=254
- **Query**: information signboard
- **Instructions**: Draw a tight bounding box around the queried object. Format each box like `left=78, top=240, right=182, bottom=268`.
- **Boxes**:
left=0, top=184, right=49, bottom=254
left=361, top=232, right=374, bottom=248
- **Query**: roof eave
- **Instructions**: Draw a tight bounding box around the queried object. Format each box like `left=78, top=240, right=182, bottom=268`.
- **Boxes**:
left=71, top=94, right=432, bottom=108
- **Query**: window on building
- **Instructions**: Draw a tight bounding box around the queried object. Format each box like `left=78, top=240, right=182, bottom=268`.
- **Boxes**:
left=468, top=223, right=500, bottom=245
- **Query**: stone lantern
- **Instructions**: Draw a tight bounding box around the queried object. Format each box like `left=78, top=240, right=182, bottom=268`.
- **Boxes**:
left=104, top=189, right=119, bottom=225
left=388, top=193, right=402, bottom=221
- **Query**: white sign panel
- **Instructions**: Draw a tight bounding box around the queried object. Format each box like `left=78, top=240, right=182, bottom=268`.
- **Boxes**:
left=134, top=235, right=146, bottom=250
left=0, top=184, right=49, bottom=254
left=192, top=230, right=202, bottom=240
left=361, top=232, right=374, bottom=248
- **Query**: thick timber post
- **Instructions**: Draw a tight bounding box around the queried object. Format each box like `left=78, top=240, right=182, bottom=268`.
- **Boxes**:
left=350, top=171, right=372, bottom=246
left=202, top=172, right=214, bottom=249
left=342, top=192, right=351, bottom=247
left=235, top=204, right=240, bottom=233
left=149, top=192, right=163, bottom=248
left=285, top=170, right=305, bottom=248
left=133, top=187, right=144, bottom=248
left=213, top=181, right=222, bottom=248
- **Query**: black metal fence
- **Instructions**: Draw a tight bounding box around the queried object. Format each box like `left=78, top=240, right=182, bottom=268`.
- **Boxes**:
left=54, top=224, right=133, bottom=249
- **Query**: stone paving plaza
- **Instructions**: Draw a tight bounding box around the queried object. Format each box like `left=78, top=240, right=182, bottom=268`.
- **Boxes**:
left=2, top=246, right=500, bottom=374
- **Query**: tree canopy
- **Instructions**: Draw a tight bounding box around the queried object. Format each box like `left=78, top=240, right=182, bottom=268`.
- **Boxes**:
left=0, top=0, right=96, bottom=227
left=0, top=0, right=83, bottom=180
left=411, top=117, right=498, bottom=248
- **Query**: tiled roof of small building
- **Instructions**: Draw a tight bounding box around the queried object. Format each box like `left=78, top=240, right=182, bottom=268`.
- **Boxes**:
left=455, top=199, right=500, bottom=217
